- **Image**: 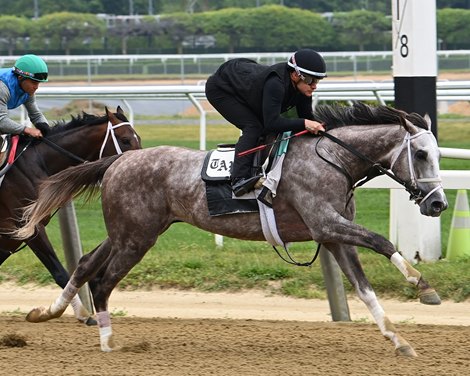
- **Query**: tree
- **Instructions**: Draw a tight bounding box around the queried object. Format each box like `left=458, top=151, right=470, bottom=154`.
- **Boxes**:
left=244, top=6, right=334, bottom=51
left=437, top=8, right=470, bottom=49
left=197, top=8, right=251, bottom=53
left=0, top=16, right=28, bottom=55
left=332, top=10, right=390, bottom=51
left=158, top=13, right=197, bottom=54
left=32, top=12, right=106, bottom=55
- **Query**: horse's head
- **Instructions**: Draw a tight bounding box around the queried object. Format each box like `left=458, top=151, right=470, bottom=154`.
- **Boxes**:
left=99, top=106, right=142, bottom=158
left=390, top=114, right=448, bottom=217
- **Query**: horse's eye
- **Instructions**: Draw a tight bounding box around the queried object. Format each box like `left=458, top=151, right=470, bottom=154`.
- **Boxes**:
left=415, top=150, right=427, bottom=161
left=120, top=138, right=132, bottom=146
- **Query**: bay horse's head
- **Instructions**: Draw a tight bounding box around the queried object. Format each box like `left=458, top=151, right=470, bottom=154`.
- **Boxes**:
left=99, top=106, right=142, bottom=158
left=389, top=112, right=448, bottom=217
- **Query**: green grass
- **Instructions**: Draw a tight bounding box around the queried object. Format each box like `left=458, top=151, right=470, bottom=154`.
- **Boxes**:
left=1, top=118, right=469, bottom=302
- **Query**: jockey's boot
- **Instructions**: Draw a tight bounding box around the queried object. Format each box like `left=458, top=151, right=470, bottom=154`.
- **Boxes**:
left=231, top=175, right=263, bottom=197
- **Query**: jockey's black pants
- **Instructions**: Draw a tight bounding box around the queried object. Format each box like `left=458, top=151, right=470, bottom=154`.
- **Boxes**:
left=205, top=80, right=262, bottom=179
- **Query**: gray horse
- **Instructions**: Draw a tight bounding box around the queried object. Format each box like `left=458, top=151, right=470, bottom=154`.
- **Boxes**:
left=14, top=103, right=447, bottom=357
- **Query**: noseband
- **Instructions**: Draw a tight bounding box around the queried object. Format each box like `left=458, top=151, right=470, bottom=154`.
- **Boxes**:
left=389, top=130, right=443, bottom=206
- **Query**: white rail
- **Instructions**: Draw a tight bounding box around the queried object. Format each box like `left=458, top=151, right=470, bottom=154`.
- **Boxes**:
left=33, top=80, right=470, bottom=151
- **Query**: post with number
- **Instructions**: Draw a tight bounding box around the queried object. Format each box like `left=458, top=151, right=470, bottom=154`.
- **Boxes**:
left=392, top=0, right=438, bottom=138
left=390, top=0, right=441, bottom=263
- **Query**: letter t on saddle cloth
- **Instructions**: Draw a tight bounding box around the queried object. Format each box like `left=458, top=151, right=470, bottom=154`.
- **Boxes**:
left=201, top=132, right=292, bottom=248
left=0, top=134, right=19, bottom=186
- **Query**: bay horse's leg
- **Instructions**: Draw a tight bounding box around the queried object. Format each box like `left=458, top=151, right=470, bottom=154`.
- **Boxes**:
left=26, top=227, right=96, bottom=325
left=324, top=242, right=418, bottom=357
left=314, top=217, right=440, bottom=305
left=26, top=239, right=112, bottom=324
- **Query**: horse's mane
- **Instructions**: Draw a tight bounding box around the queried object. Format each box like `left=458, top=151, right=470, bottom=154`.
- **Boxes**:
left=34, top=110, right=128, bottom=139
left=313, top=102, right=426, bottom=132
left=46, top=112, right=109, bottom=137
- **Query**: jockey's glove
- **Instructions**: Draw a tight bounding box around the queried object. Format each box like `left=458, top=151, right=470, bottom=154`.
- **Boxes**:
left=35, top=122, right=51, bottom=135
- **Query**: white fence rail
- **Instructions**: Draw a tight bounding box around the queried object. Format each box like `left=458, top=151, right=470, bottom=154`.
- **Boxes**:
left=3, top=50, right=470, bottom=81
left=31, top=80, right=470, bottom=150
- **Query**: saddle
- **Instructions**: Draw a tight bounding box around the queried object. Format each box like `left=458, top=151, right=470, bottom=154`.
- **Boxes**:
left=201, top=133, right=289, bottom=216
left=0, top=134, right=19, bottom=178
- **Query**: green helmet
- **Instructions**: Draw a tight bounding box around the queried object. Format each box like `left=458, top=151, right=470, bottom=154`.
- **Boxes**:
left=13, top=54, right=48, bottom=82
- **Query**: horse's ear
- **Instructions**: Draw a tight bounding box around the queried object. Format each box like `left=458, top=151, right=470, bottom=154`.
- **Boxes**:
left=423, top=113, right=432, bottom=130
left=105, top=106, right=117, bottom=122
left=116, top=106, right=124, bottom=115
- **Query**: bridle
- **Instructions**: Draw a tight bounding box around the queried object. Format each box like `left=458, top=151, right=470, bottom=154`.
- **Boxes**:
left=41, top=120, right=133, bottom=163
left=98, top=121, right=133, bottom=159
left=317, top=129, right=442, bottom=207
left=389, top=130, right=442, bottom=206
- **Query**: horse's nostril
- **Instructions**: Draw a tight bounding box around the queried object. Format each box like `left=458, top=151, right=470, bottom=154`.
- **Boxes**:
left=431, top=201, right=446, bottom=212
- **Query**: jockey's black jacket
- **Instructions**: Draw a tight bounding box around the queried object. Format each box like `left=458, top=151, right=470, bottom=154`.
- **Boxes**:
left=205, top=58, right=315, bottom=178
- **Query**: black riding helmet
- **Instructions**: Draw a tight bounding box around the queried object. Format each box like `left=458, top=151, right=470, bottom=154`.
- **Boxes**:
left=287, top=49, right=327, bottom=79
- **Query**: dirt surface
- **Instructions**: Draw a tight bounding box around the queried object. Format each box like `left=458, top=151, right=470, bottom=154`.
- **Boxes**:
left=0, top=284, right=470, bottom=375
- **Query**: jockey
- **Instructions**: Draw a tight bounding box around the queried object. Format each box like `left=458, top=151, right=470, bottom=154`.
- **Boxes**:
left=0, top=54, right=50, bottom=139
left=205, top=49, right=327, bottom=197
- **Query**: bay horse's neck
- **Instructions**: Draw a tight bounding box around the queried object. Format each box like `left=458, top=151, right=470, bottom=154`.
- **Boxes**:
left=35, top=122, right=109, bottom=175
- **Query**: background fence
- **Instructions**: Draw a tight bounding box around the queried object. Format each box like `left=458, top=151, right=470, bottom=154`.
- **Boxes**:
left=2, top=50, right=470, bottom=82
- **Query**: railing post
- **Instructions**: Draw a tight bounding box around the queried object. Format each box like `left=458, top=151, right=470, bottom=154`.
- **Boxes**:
left=319, top=247, right=351, bottom=321
left=58, top=201, right=94, bottom=313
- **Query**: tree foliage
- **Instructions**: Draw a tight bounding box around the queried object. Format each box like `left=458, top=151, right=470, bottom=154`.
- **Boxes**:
left=0, top=4, right=469, bottom=55
left=437, top=8, right=470, bottom=49
left=332, top=10, right=391, bottom=51
left=0, top=16, right=29, bottom=55
left=0, top=0, right=465, bottom=18
left=31, top=12, right=106, bottom=55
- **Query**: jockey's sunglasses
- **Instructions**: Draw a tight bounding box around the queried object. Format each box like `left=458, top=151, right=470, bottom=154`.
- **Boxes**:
left=298, top=73, right=319, bottom=86
left=291, top=54, right=320, bottom=86
left=33, top=72, right=48, bottom=81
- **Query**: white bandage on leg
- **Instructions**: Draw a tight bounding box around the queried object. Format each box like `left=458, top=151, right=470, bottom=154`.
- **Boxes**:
left=50, top=282, right=79, bottom=314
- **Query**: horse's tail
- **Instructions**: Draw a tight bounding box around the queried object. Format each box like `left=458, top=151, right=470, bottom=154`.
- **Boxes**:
left=13, top=154, right=123, bottom=240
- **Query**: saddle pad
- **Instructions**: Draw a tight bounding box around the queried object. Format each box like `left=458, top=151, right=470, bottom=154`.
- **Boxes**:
left=0, top=134, right=16, bottom=170
left=201, top=147, right=234, bottom=182
left=205, top=182, right=258, bottom=216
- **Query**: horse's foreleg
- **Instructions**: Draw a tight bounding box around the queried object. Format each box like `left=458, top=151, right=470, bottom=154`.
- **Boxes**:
left=317, top=219, right=440, bottom=305
left=324, top=243, right=418, bottom=357
left=390, top=252, right=441, bottom=305
left=70, top=295, right=96, bottom=325
left=26, top=282, right=78, bottom=323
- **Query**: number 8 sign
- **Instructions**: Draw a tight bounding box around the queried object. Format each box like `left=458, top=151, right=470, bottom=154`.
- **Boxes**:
left=392, top=0, right=437, bottom=77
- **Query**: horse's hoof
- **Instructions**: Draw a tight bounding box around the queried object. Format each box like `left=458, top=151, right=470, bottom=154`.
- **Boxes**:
left=395, top=345, right=418, bottom=357
left=84, top=317, right=97, bottom=326
left=26, top=307, right=51, bottom=323
left=419, top=288, right=441, bottom=305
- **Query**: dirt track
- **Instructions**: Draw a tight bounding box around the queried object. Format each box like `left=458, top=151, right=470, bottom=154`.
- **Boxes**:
left=1, top=285, right=470, bottom=375
left=1, top=316, right=469, bottom=376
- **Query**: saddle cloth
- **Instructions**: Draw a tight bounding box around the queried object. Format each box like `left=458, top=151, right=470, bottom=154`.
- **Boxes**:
left=0, top=135, right=19, bottom=185
left=201, top=133, right=293, bottom=247
left=201, top=145, right=258, bottom=216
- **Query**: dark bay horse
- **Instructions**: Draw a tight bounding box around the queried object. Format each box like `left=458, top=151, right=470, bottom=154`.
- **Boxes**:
left=1, top=107, right=141, bottom=324
left=15, top=103, right=447, bottom=356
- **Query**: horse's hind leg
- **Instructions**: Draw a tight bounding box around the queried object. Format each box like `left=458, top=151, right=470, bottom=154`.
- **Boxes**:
left=88, top=238, right=157, bottom=352
left=323, top=242, right=418, bottom=357
left=26, top=238, right=113, bottom=324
